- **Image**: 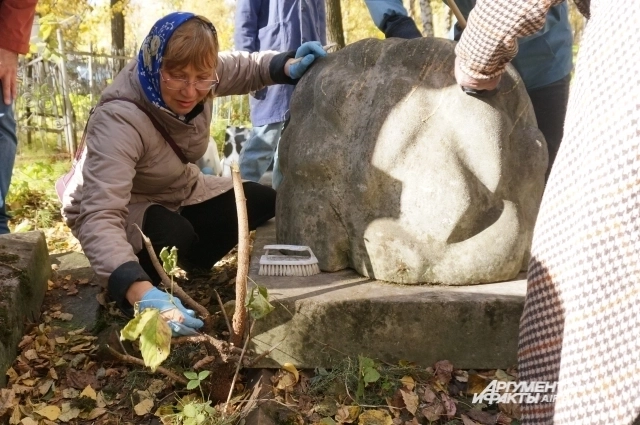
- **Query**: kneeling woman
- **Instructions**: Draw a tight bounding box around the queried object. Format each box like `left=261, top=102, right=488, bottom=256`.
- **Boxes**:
left=61, top=12, right=325, bottom=334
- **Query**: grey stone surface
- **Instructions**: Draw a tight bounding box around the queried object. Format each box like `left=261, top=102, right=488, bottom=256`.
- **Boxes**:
left=50, top=251, right=102, bottom=332
left=250, top=220, right=525, bottom=370
left=276, top=37, right=547, bottom=285
left=0, top=231, right=50, bottom=387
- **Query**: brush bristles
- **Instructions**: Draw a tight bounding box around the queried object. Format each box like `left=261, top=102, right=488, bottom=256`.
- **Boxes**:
left=259, top=263, right=321, bottom=277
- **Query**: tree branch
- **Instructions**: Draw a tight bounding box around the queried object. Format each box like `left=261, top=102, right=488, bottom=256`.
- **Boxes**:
left=230, top=163, right=249, bottom=347
left=106, top=345, right=188, bottom=385
left=133, top=223, right=210, bottom=320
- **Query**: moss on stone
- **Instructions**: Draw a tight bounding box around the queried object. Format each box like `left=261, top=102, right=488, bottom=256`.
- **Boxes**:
left=0, top=253, right=19, bottom=263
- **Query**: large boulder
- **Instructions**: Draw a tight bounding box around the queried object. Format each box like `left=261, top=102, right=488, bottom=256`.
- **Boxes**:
left=276, top=37, right=547, bottom=285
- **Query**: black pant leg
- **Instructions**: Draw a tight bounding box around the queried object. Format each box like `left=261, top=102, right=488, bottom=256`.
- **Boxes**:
left=526, top=74, right=571, bottom=180
left=137, top=204, right=197, bottom=284
left=180, top=182, right=276, bottom=270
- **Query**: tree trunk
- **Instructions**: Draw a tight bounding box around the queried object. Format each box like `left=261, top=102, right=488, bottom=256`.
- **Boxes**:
left=419, top=0, right=434, bottom=37
left=110, top=0, right=126, bottom=73
left=325, top=0, right=345, bottom=48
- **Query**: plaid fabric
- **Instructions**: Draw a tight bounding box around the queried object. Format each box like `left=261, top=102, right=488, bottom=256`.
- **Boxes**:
left=459, top=1, right=640, bottom=424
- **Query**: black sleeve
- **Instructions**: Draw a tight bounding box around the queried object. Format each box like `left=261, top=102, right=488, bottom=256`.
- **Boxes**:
left=269, top=51, right=297, bottom=85
left=108, top=261, right=152, bottom=317
left=382, top=13, right=422, bottom=39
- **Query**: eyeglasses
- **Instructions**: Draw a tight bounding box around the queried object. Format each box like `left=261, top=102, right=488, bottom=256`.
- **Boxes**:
left=160, top=69, right=219, bottom=92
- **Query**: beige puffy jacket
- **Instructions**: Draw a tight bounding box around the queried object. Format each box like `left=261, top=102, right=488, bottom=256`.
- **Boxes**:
left=62, top=50, right=281, bottom=284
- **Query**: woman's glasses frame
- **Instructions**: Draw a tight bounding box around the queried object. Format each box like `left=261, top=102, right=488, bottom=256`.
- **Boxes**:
left=160, top=69, right=219, bottom=92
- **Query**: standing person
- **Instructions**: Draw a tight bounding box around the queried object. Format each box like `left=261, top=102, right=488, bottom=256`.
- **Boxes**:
left=364, top=0, right=573, bottom=180
left=456, top=1, right=640, bottom=424
left=61, top=12, right=326, bottom=335
left=234, top=0, right=326, bottom=189
left=0, top=0, right=38, bottom=234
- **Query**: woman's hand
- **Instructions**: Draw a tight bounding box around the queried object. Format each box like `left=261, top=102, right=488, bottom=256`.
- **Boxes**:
left=126, top=282, right=204, bottom=336
left=286, top=41, right=327, bottom=79
left=454, top=56, right=501, bottom=92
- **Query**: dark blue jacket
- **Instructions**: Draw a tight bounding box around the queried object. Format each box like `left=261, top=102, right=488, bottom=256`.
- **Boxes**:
left=365, top=0, right=573, bottom=90
left=234, top=0, right=326, bottom=126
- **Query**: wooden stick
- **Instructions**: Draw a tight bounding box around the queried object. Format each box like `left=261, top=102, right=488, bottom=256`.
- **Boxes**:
left=215, top=289, right=233, bottom=335
left=172, top=334, right=243, bottom=362
left=445, top=0, right=467, bottom=29
left=0, top=262, right=22, bottom=272
left=134, top=223, right=210, bottom=319
left=225, top=321, right=255, bottom=411
left=106, top=345, right=188, bottom=385
left=230, top=163, right=249, bottom=347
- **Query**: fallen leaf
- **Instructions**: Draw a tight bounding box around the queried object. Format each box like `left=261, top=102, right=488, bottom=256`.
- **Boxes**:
left=358, top=409, right=393, bottom=425
left=66, top=368, right=99, bottom=390
left=441, top=393, right=456, bottom=419
left=400, top=389, right=419, bottom=415
left=87, top=407, right=107, bottom=419
left=466, top=409, right=498, bottom=424
left=421, top=385, right=437, bottom=403
left=6, top=367, right=18, bottom=384
left=62, top=388, right=80, bottom=398
left=400, top=376, right=415, bottom=391
left=147, top=379, right=166, bottom=395
left=0, top=388, right=16, bottom=416
left=282, top=363, right=300, bottom=383
left=335, top=405, right=360, bottom=423
left=38, top=379, right=54, bottom=396
left=23, top=349, right=38, bottom=361
left=81, top=385, right=97, bottom=400
left=421, top=400, right=444, bottom=422
left=48, top=368, right=58, bottom=380
left=134, top=398, right=154, bottom=416
left=34, top=405, right=61, bottom=421
left=495, top=370, right=515, bottom=382
left=58, top=402, right=80, bottom=422
left=20, top=417, right=38, bottom=425
left=434, top=360, right=453, bottom=385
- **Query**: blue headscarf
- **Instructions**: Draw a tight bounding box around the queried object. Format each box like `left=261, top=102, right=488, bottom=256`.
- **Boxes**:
left=137, top=12, right=216, bottom=113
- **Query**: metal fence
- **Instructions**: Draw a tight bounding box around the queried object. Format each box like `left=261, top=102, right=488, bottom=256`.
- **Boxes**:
left=15, top=33, right=249, bottom=158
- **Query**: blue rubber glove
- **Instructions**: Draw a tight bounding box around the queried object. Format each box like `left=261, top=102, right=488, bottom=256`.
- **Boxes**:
left=289, top=41, right=327, bottom=80
left=138, top=287, right=204, bottom=336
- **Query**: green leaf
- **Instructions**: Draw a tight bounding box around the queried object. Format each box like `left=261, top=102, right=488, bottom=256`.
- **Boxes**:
left=198, top=370, right=210, bottom=380
left=138, top=310, right=171, bottom=372
left=363, top=368, right=381, bottom=384
left=184, top=418, right=196, bottom=425
left=359, top=356, right=375, bottom=369
left=159, top=246, right=179, bottom=276
left=183, top=404, right=197, bottom=418
left=184, top=371, right=198, bottom=380
left=120, top=308, right=158, bottom=341
left=246, top=285, right=275, bottom=320
left=186, top=380, right=199, bottom=390
left=319, top=418, right=336, bottom=425
left=196, top=413, right=206, bottom=424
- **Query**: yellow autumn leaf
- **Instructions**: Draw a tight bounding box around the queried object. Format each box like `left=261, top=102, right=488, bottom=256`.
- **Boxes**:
left=134, top=398, right=154, bottom=416
left=358, top=409, right=393, bottom=425
left=87, top=407, right=108, bottom=420
left=335, top=405, right=360, bottom=423
left=282, top=363, right=299, bottom=383
left=81, top=385, right=97, bottom=400
left=20, top=417, right=38, bottom=425
left=0, top=388, right=16, bottom=416
left=34, top=405, right=61, bottom=421
left=400, top=375, right=415, bottom=391
left=400, top=389, right=419, bottom=415
left=23, top=349, right=38, bottom=361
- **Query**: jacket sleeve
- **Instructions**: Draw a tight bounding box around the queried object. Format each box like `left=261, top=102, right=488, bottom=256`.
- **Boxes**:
left=74, top=104, right=149, bottom=302
left=233, top=0, right=261, bottom=52
left=364, top=0, right=409, bottom=30
left=215, top=50, right=296, bottom=96
left=455, top=0, right=588, bottom=81
left=0, top=0, right=38, bottom=54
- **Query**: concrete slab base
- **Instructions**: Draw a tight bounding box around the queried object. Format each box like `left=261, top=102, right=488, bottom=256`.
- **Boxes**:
left=249, top=220, right=526, bottom=370
left=0, top=232, right=50, bottom=387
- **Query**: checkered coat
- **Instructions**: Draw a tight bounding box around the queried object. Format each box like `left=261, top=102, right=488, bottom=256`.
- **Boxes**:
left=457, top=1, right=640, bottom=424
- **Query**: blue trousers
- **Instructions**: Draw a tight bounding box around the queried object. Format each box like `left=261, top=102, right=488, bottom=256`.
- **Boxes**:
left=238, top=122, right=284, bottom=190
left=0, top=85, right=17, bottom=234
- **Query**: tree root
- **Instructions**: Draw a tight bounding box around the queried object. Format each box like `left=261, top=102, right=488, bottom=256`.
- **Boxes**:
left=106, top=345, right=188, bottom=385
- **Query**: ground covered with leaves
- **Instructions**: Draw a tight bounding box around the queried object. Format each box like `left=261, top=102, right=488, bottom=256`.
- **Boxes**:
left=2, top=158, right=524, bottom=424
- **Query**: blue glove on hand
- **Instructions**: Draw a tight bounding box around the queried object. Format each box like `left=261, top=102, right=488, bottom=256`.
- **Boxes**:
left=289, top=41, right=327, bottom=80
left=139, top=287, right=204, bottom=336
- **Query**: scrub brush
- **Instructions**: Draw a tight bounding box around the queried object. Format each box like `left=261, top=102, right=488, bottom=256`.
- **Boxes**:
left=258, top=245, right=321, bottom=277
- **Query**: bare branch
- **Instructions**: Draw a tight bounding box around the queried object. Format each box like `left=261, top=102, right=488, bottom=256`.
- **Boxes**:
left=230, top=163, right=249, bottom=346
left=105, top=345, right=188, bottom=385
left=133, top=223, right=210, bottom=320
left=215, top=289, right=233, bottom=335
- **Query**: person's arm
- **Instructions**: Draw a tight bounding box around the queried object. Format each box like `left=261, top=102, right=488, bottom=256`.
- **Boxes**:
left=455, top=0, right=588, bottom=88
left=363, top=0, right=422, bottom=38
left=0, top=0, right=38, bottom=104
left=216, top=42, right=327, bottom=95
left=233, top=0, right=261, bottom=52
